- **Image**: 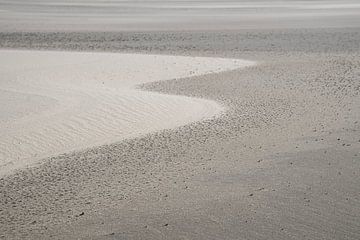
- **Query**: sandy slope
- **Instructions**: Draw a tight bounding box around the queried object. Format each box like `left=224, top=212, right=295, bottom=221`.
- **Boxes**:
left=0, top=50, right=254, bottom=176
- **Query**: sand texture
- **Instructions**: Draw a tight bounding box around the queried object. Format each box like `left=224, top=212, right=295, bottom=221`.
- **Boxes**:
left=0, top=50, right=253, bottom=176
left=0, top=30, right=360, bottom=239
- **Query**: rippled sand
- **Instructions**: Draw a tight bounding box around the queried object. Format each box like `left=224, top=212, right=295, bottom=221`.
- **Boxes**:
left=0, top=50, right=254, bottom=175
left=0, top=1, right=360, bottom=239
left=1, top=29, right=359, bottom=240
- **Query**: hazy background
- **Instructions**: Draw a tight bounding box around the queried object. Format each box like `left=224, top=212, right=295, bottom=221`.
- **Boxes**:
left=0, top=0, right=360, bottom=31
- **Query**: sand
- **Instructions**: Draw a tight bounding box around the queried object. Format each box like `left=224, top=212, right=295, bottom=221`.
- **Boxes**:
left=0, top=1, right=360, bottom=238
left=0, top=49, right=254, bottom=176
left=0, top=29, right=359, bottom=240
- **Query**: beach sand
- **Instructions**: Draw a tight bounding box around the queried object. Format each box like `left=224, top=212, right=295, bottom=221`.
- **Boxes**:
left=0, top=29, right=359, bottom=240
left=0, top=50, right=252, bottom=176
left=0, top=1, right=360, bottom=239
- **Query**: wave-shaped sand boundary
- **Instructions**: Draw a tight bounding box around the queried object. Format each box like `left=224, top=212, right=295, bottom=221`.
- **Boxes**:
left=0, top=49, right=255, bottom=176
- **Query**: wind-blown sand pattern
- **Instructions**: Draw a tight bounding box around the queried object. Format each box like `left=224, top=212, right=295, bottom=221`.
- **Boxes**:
left=1, top=1, right=360, bottom=239
left=0, top=50, right=254, bottom=175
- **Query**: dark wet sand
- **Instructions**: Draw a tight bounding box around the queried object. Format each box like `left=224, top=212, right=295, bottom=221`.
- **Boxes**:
left=0, top=29, right=359, bottom=239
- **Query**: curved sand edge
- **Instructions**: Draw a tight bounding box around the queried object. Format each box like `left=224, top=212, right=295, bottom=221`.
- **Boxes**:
left=0, top=50, right=255, bottom=176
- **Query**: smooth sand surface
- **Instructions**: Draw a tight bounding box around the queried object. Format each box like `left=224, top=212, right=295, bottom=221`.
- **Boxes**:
left=0, top=49, right=254, bottom=176
left=0, top=0, right=360, bottom=31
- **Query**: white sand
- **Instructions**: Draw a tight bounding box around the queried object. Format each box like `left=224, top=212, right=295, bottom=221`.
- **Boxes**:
left=0, top=49, right=254, bottom=175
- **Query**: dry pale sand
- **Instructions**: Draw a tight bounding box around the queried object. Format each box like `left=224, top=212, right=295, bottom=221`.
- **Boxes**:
left=0, top=49, right=253, bottom=176
left=0, top=29, right=359, bottom=240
